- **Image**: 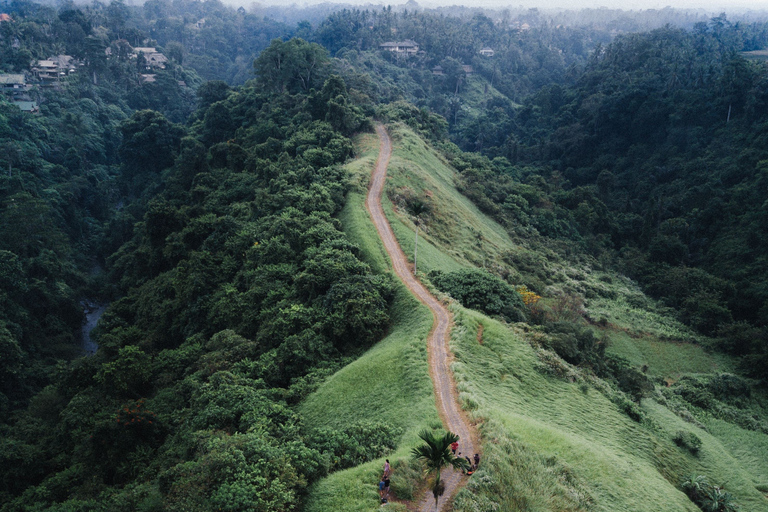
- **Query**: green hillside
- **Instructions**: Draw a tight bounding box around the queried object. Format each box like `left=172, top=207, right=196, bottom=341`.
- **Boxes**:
left=301, top=134, right=438, bottom=511
left=304, top=123, right=768, bottom=511
left=3, top=3, right=768, bottom=510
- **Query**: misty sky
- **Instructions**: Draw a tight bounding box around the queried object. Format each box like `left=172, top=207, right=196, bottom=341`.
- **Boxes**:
left=278, top=0, right=768, bottom=14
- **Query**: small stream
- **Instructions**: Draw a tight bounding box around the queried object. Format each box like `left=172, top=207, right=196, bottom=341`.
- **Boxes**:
left=81, top=300, right=107, bottom=356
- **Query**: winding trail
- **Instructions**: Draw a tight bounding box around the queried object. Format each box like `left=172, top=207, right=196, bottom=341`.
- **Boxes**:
left=366, top=124, right=476, bottom=511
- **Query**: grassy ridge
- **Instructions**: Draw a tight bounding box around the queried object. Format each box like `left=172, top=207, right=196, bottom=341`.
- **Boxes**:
left=303, top=125, right=768, bottom=511
left=373, top=124, right=768, bottom=510
left=383, top=123, right=515, bottom=273
left=300, top=284, right=437, bottom=512
left=300, top=132, right=439, bottom=512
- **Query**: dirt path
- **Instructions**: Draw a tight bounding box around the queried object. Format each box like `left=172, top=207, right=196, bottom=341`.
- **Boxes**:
left=366, top=124, right=476, bottom=511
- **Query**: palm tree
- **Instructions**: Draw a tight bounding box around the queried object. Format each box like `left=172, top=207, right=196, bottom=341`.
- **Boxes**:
left=408, top=197, right=429, bottom=274
left=411, top=429, right=469, bottom=510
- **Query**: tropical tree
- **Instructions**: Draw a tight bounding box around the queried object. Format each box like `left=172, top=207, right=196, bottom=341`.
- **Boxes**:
left=253, top=38, right=330, bottom=94
left=411, top=429, right=470, bottom=510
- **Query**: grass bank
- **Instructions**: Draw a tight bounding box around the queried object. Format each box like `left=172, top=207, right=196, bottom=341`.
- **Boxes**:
left=300, top=132, right=439, bottom=512
left=375, top=123, right=768, bottom=511
left=303, top=125, right=768, bottom=511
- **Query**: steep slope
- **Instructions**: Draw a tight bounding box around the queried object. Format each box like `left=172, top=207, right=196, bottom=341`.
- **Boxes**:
left=303, top=123, right=768, bottom=511
left=300, top=133, right=439, bottom=512
left=366, top=125, right=476, bottom=511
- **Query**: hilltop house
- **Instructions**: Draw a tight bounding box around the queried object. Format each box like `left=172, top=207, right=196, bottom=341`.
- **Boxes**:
left=0, top=73, right=26, bottom=90
left=379, top=40, right=419, bottom=55
left=31, top=55, right=78, bottom=84
left=13, top=100, right=38, bottom=113
left=0, top=74, right=27, bottom=97
left=0, top=74, right=37, bottom=112
left=0, top=13, right=12, bottom=22
left=133, top=47, right=168, bottom=69
left=479, top=47, right=495, bottom=57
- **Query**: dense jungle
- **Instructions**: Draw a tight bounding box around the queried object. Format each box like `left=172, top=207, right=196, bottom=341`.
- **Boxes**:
left=1, top=1, right=768, bottom=510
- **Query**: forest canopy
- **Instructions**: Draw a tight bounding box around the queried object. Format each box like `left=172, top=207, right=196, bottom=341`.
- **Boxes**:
left=2, top=1, right=768, bottom=510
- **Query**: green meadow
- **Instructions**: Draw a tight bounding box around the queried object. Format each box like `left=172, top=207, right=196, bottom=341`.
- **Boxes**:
left=302, top=125, right=768, bottom=511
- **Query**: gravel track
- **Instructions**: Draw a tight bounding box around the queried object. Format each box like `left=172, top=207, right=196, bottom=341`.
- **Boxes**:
left=366, top=124, right=476, bottom=511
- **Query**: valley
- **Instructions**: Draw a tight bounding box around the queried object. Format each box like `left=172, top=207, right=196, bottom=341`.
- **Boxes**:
left=1, top=3, right=768, bottom=511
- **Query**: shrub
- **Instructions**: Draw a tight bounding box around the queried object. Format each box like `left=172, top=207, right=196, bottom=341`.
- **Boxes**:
left=682, top=475, right=739, bottom=512
left=616, top=396, right=643, bottom=422
left=674, top=381, right=715, bottom=410
left=307, top=421, right=402, bottom=472
left=546, top=292, right=585, bottom=323
left=707, top=374, right=750, bottom=401
left=542, top=322, right=608, bottom=373
left=606, top=356, right=653, bottom=402
left=429, top=269, right=525, bottom=322
left=673, top=430, right=702, bottom=455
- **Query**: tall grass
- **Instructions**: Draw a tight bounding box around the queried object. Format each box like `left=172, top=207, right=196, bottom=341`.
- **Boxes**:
left=378, top=124, right=768, bottom=510
left=301, top=135, right=440, bottom=511
left=301, top=285, right=439, bottom=512
left=450, top=308, right=705, bottom=511
left=303, top=125, right=768, bottom=511
left=383, top=124, right=515, bottom=272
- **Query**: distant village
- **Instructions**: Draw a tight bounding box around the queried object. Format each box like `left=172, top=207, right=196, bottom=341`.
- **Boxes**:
left=1, top=7, right=496, bottom=116
left=0, top=40, right=171, bottom=113
left=378, top=39, right=495, bottom=77
left=0, top=12, right=177, bottom=113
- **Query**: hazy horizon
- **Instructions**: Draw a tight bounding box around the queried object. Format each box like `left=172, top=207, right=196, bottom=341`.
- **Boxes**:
left=252, top=0, right=768, bottom=15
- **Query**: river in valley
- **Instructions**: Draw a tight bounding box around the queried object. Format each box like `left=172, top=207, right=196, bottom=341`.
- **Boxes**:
left=81, top=300, right=107, bottom=355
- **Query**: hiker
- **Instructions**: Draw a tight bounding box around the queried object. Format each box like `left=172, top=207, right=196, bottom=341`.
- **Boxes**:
left=379, top=477, right=386, bottom=499
left=383, top=459, right=390, bottom=477
left=383, top=475, right=391, bottom=498
left=473, top=453, right=480, bottom=469
left=451, top=441, right=458, bottom=455
left=464, top=455, right=473, bottom=474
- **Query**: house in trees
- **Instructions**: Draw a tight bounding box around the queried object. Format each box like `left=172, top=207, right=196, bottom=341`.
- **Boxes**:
left=31, top=55, right=78, bottom=85
left=0, top=74, right=36, bottom=112
left=462, top=65, right=474, bottom=74
left=33, top=60, right=60, bottom=81
left=0, top=13, right=12, bottom=22
left=13, top=100, right=38, bottom=113
left=479, top=47, right=495, bottom=57
left=379, top=40, right=419, bottom=55
left=133, top=47, right=168, bottom=69
left=432, top=65, right=444, bottom=75
left=0, top=74, right=27, bottom=97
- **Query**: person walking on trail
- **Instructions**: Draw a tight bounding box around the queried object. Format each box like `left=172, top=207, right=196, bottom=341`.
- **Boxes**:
left=383, top=475, right=391, bottom=499
left=473, top=453, right=480, bottom=469
left=451, top=441, right=459, bottom=455
left=379, top=477, right=386, bottom=499
left=383, top=459, right=391, bottom=477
